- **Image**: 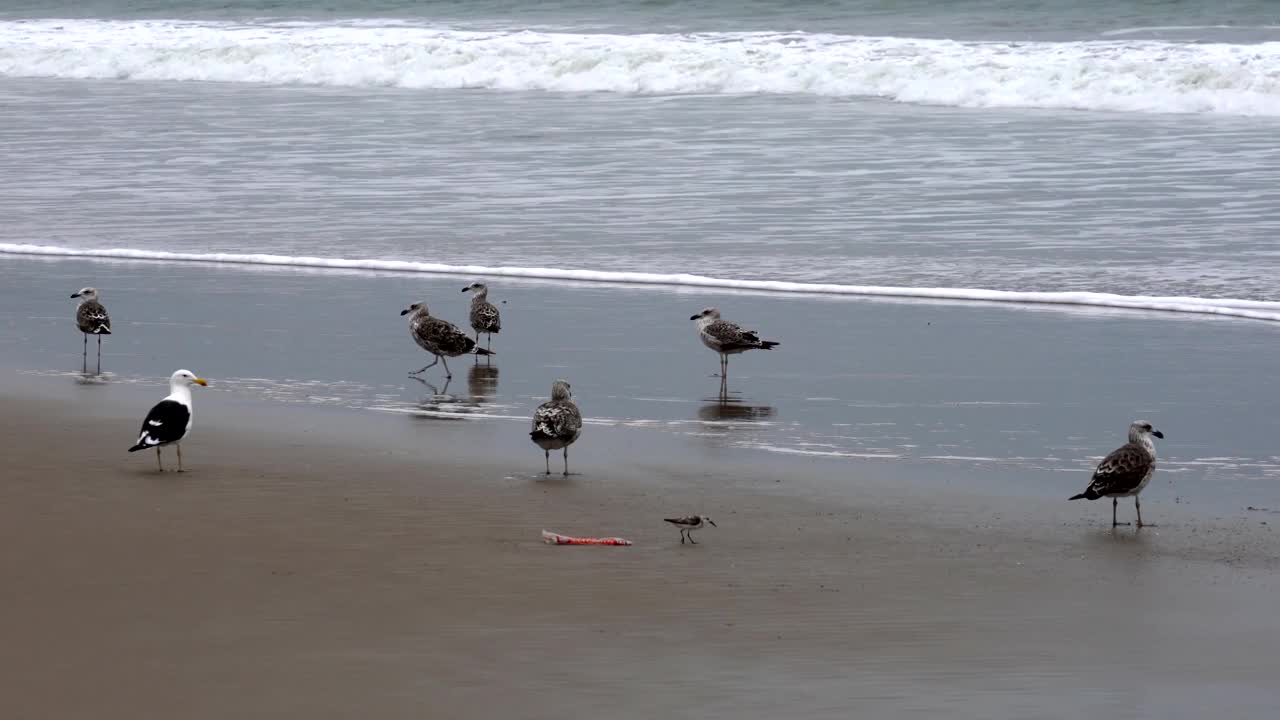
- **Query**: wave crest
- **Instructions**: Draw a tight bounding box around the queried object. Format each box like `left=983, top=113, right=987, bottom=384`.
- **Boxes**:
left=2, top=20, right=1280, bottom=114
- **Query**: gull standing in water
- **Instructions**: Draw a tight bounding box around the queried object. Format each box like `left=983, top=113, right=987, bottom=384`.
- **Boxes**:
left=1070, top=421, right=1164, bottom=527
left=530, top=379, right=582, bottom=476
left=128, top=369, right=208, bottom=472
left=690, top=307, right=779, bottom=380
left=70, top=287, right=111, bottom=374
left=461, top=281, right=501, bottom=352
left=401, top=302, right=494, bottom=379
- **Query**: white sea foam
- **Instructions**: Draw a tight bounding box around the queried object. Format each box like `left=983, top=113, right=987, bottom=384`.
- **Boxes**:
left=6, top=242, right=1280, bottom=322
left=2, top=19, right=1280, bottom=115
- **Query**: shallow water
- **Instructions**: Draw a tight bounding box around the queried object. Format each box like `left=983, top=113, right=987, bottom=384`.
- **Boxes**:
left=6, top=255, right=1279, bottom=511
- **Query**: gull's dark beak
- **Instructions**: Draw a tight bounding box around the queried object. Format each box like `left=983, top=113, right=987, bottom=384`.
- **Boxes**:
left=689, top=313, right=700, bottom=320
left=707, top=519, right=717, bottom=527
left=461, top=286, right=470, bottom=293
left=1153, top=430, right=1164, bottom=439
left=70, top=293, right=81, bottom=298
left=400, top=308, right=411, bottom=316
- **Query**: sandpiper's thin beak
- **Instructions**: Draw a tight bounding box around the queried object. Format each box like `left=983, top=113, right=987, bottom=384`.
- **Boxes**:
left=193, top=378, right=208, bottom=387
left=400, top=308, right=410, bottom=316
left=1153, top=430, right=1164, bottom=439
left=70, top=293, right=81, bottom=298
left=708, top=519, right=717, bottom=527
left=689, top=314, right=700, bottom=320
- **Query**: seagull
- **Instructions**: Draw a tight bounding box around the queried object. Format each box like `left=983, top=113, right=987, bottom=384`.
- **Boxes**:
left=70, top=287, right=111, bottom=374
left=1070, top=421, right=1164, bottom=528
left=128, top=369, right=208, bottom=472
left=690, top=307, right=779, bottom=380
left=401, top=302, right=495, bottom=379
left=530, top=379, right=582, bottom=476
left=461, top=281, right=501, bottom=351
left=665, top=515, right=717, bottom=544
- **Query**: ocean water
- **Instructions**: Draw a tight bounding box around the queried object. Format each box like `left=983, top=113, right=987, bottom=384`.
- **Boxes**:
left=1, top=0, right=1279, bottom=306
left=1, top=2, right=1279, bottom=499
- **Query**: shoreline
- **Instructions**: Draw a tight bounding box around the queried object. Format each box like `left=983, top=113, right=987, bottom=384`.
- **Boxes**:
left=5, top=243, right=1280, bottom=323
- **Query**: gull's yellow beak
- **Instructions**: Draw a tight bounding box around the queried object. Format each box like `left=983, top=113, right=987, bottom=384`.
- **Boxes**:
left=194, top=378, right=208, bottom=386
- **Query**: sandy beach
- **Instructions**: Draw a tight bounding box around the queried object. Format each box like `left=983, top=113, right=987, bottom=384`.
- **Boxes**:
left=4, top=375, right=1279, bottom=719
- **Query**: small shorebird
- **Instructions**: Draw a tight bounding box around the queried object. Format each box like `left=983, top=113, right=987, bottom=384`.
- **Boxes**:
left=461, top=281, right=501, bottom=352
left=70, top=287, right=112, bottom=374
left=128, top=369, right=208, bottom=472
left=401, top=302, right=495, bottom=379
left=665, top=515, right=717, bottom=544
left=1070, top=420, right=1164, bottom=527
left=689, top=307, right=778, bottom=380
left=530, top=379, right=582, bottom=476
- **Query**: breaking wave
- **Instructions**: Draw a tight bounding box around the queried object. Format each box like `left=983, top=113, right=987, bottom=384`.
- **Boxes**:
left=2, top=19, right=1280, bottom=115
left=4, top=242, right=1279, bottom=322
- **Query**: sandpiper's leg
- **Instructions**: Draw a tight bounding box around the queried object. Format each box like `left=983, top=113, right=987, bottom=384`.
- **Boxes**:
left=177, top=443, right=184, bottom=473
left=442, top=356, right=452, bottom=379
left=563, top=447, right=570, bottom=476
left=689, top=532, right=698, bottom=545
left=156, top=447, right=164, bottom=472
left=680, top=529, right=686, bottom=545
left=410, top=357, right=439, bottom=375
left=1135, top=496, right=1143, bottom=528
left=545, top=450, right=551, bottom=475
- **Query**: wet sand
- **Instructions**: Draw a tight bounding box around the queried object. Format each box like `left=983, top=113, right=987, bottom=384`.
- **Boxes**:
left=3, top=378, right=1280, bottom=719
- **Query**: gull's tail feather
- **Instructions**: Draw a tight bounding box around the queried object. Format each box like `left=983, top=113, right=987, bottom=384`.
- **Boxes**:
left=758, top=340, right=779, bottom=349
left=93, top=326, right=112, bottom=335
left=473, top=347, right=496, bottom=356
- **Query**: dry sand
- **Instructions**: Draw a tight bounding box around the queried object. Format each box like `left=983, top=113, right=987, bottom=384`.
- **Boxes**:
left=3, top=385, right=1279, bottom=719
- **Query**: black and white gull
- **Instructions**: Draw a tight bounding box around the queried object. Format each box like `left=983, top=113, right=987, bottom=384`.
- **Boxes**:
left=461, top=282, right=501, bottom=351
left=690, top=307, right=779, bottom=379
left=1070, top=420, right=1164, bottom=527
left=128, top=369, right=208, bottom=472
left=71, top=287, right=111, bottom=374
left=401, top=301, right=494, bottom=379
left=530, top=379, right=582, bottom=476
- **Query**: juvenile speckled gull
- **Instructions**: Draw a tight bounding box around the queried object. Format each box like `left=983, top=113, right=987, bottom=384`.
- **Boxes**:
left=1070, top=420, right=1164, bottom=527
left=530, top=379, right=582, bottom=476
left=128, top=369, right=208, bottom=472
left=461, top=281, right=501, bottom=351
left=70, top=287, right=111, bottom=374
left=690, top=307, right=779, bottom=379
left=401, top=301, right=495, bottom=379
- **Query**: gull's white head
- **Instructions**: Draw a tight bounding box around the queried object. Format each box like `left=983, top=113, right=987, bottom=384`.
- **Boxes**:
left=71, top=287, right=99, bottom=301
left=550, top=379, right=572, bottom=401
left=170, top=369, right=208, bottom=389
left=690, top=307, right=720, bottom=322
left=461, top=282, right=488, bottom=296
left=1128, top=420, right=1164, bottom=443
left=400, top=302, right=429, bottom=317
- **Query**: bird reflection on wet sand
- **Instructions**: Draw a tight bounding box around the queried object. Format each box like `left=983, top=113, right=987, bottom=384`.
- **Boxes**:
left=409, top=375, right=466, bottom=418
left=698, top=389, right=776, bottom=423
left=467, top=363, right=499, bottom=402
